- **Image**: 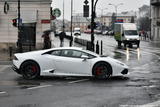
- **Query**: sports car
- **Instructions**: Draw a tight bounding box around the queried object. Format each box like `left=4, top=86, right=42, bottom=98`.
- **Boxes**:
left=12, top=47, right=129, bottom=80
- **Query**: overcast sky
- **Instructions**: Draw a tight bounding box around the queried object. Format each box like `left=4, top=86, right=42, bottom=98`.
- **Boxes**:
left=51, top=0, right=150, bottom=20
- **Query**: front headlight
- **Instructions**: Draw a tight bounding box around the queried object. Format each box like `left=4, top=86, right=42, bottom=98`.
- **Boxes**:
left=13, top=55, right=18, bottom=60
left=125, top=38, right=129, bottom=41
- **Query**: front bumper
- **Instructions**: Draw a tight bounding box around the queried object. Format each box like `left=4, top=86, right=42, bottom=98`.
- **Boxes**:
left=123, top=40, right=140, bottom=44
left=12, top=64, right=21, bottom=74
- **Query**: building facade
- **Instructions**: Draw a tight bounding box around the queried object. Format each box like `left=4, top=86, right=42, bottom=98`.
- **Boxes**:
left=0, top=0, right=51, bottom=50
left=151, top=0, right=160, bottom=40
left=139, top=5, right=150, bottom=18
left=71, top=13, right=90, bottom=32
left=95, top=12, right=137, bottom=27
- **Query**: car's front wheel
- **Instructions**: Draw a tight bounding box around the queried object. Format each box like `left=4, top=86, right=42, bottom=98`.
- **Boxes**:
left=21, top=61, right=40, bottom=80
left=92, top=62, right=112, bottom=79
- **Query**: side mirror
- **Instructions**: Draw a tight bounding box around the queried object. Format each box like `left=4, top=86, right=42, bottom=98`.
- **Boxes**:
left=81, top=55, right=89, bottom=61
left=122, top=33, right=124, bottom=37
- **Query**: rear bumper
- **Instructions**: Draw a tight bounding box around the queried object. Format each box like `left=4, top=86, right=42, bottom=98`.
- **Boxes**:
left=12, top=64, right=21, bottom=74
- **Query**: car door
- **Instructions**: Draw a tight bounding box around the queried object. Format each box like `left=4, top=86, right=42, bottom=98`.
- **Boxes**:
left=53, top=49, right=93, bottom=75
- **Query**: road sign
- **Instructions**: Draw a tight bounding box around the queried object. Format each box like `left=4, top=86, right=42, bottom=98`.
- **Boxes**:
left=116, top=19, right=123, bottom=23
left=52, top=8, right=61, bottom=18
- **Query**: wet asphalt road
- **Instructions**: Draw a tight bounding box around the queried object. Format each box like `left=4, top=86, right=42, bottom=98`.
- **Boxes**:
left=0, top=35, right=160, bottom=107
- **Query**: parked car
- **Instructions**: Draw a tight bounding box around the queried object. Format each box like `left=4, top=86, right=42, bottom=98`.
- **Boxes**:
left=84, top=29, right=91, bottom=34
left=95, top=30, right=102, bottom=34
left=73, top=27, right=81, bottom=36
left=108, top=30, right=114, bottom=36
left=12, top=47, right=129, bottom=80
left=102, top=30, right=109, bottom=35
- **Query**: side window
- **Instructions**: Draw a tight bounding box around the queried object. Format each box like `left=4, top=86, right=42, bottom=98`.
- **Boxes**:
left=51, top=50, right=61, bottom=56
left=61, top=50, right=73, bottom=57
left=61, top=50, right=82, bottom=58
left=81, top=52, right=95, bottom=59
left=72, top=50, right=82, bottom=58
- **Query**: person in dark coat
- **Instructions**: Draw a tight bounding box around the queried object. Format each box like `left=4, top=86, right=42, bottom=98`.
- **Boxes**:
left=59, top=31, right=66, bottom=47
left=42, top=32, right=51, bottom=49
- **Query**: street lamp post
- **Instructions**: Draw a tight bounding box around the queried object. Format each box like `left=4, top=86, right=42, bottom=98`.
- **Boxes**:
left=18, top=0, right=22, bottom=52
left=63, top=0, right=65, bottom=31
left=91, top=0, right=98, bottom=52
left=108, top=3, right=123, bottom=20
left=70, top=0, right=73, bottom=47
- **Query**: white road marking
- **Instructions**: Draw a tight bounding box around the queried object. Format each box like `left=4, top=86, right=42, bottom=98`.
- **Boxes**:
left=0, top=65, right=10, bottom=73
left=27, top=85, right=52, bottom=90
left=140, top=100, right=160, bottom=107
left=0, top=91, right=6, bottom=94
left=68, top=79, right=89, bottom=84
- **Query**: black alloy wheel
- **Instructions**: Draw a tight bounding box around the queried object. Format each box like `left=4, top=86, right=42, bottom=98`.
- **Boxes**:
left=21, top=61, right=40, bottom=80
left=93, top=62, right=112, bottom=79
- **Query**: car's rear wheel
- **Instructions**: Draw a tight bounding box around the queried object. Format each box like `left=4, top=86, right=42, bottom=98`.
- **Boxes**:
left=93, top=62, right=112, bottom=79
left=21, top=61, right=40, bottom=80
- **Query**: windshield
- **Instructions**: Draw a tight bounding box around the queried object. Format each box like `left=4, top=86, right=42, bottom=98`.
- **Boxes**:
left=74, top=30, right=80, bottom=32
left=82, top=49, right=99, bottom=57
left=124, top=30, right=138, bottom=35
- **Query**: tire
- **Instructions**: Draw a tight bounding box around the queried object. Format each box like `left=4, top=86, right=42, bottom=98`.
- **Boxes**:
left=21, top=61, right=40, bottom=80
left=92, top=62, right=112, bottom=79
left=137, top=42, right=140, bottom=48
left=124, top=43, right=127, bottom=48
left=129, top=44, right=133, bottom=48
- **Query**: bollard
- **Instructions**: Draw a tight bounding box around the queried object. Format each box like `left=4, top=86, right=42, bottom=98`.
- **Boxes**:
left=9, top=46, right=12, bottom=60
left=86, top=41, right=92, bottom=51
left=96, top=41, right=99, bottom=54
left=101, top=40, right=103, bottom=55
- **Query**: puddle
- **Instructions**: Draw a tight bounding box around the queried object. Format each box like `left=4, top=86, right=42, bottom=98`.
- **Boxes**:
left=132, top=70, right=151, bottom=74
left=0, top=81, right=18, bottom=86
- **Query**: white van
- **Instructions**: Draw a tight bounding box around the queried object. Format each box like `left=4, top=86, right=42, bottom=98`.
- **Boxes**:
left=114, top=23, right=140, bottom=48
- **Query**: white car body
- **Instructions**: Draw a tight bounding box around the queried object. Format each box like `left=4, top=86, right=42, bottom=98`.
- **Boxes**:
left=12, top=47, right=128, bottom=78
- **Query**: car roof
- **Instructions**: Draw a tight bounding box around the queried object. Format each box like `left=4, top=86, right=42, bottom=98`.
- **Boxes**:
left=51, top=47, right=83, bottom=50
left=50, top=47, right=99, bottom=56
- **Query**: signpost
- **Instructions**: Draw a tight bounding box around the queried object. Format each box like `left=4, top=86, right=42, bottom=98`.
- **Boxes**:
left=52, top=8, right=61, bottom=18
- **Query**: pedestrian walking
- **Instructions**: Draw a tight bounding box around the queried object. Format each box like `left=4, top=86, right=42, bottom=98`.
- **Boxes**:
left=42, top=31, right=51, bottom=49
left=59, top=31, right=66, bottom=47
left=141, top=30, right=145, bottom=40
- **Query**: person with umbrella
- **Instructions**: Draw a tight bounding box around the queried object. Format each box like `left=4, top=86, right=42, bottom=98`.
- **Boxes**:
left=42, top=30, right=52, bottom=49
left=59, top=30, right=66, bottom=47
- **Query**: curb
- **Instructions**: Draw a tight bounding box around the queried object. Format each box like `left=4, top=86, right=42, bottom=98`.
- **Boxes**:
left=0, top=61, right=12, bottom=65
left=140, top=100, right=160, bottom=107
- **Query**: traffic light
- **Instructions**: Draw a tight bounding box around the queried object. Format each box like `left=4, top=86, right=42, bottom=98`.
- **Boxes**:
left=12, top=18, right=17, bottom=27
left=83, top=5, right=89, bottom=17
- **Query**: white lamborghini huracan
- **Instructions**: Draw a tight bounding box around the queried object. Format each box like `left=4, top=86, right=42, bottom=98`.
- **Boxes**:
left=12, top=47, right=129, bottom=80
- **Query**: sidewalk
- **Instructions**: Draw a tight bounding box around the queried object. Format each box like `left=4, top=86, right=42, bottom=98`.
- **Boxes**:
left=0, top=50, right=12, bottom=62
left=52, top=36, right=71, bottom=48
left=52, top=35, right=85, bottom=48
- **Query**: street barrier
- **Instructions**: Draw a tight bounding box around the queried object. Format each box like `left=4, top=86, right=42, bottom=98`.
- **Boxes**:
left=65, top=35, right=103, bottom=54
